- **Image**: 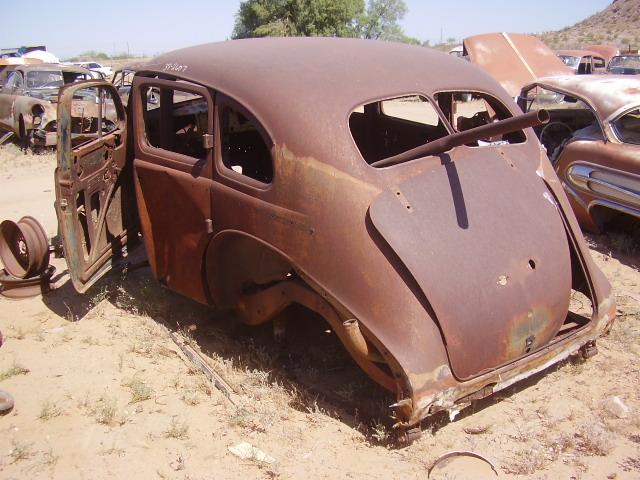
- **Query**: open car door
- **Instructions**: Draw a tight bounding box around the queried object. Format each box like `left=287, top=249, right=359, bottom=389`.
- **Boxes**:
left=55, top=80, right=136, bottom=293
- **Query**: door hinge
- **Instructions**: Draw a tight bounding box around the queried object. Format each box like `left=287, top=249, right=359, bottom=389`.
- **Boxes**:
left=202, top=134, right=214, bottom=150
left=205, top=219, right=213, bottom=234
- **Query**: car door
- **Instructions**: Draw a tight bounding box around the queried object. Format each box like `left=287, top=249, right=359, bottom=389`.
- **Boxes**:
left=54, top=80, right=137, bottom=293
left=131, top=76, right=214, bottom=304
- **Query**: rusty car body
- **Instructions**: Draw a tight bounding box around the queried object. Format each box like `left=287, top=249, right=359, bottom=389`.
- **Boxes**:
left=520, top=75, right=640, bottom=233
left=52, top=38, right=614, bottom=435
left=584, top=44, right=620, bottom=65
left=556, top=49, right=607, bottom=73
left=607, top=54, right=640, bottom=75
left=463, top=33, right=573, bottom=97
left=0, top=63, right=96, bottom=147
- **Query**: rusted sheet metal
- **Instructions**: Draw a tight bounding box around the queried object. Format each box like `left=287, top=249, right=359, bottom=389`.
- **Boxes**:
left=528, top=75, right=640, bottom=122
left=585, top=44, right=620, bottom=63
left=464, top=33, right=572, bottom=97
left=49, top=38, right=615, bottom=432
left=520, top=75, right=640, bottom=232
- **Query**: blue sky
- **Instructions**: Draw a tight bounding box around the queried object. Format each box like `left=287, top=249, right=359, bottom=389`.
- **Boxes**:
left=1, top=0, right=611, bottom=58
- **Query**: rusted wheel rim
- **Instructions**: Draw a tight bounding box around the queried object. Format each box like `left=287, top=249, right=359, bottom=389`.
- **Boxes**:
left=0, top=217, right=49, bottom=279
left=0, top=390, right=15, bottom=415
left=18, top=216, right=50, bottom=274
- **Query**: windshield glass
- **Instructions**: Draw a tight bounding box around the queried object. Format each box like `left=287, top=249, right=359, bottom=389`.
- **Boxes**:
left=559, top=55, right=580, bottom=68
left=609, top=55, right=640, bottom=69
left=26, top=70, right=63, bottom=89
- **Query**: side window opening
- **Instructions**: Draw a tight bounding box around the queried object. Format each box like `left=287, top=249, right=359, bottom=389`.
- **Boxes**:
left=349, top=95, right=448, bottom=166
left=612, top=109, right=640, bottom=145
left=435, top=91, right=526, bottom=146
left=142, top=86, right=209, bottom=159
left=68, top=86, right=120, bottom=147
left=220, top=104, right=273, bottom=183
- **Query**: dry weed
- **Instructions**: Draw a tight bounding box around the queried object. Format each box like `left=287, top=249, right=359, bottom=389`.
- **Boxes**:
left=164, top=417, right=189, bottom=440
left=9, top=439, right=34, bottom=463
left=38, top=401, right=63, bottom=421
left=87, top=395, right=125, bottom=427
left=0, top=361, right=30, bottom=381
left=502, top=446, right=548, bottom=475
left=122, top=376, right=154, bottom=403
left=574, top=423, right=614, bottom=456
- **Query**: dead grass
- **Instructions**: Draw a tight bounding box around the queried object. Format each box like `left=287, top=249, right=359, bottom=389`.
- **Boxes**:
left=9, top=439, right=34, bottom=463
left=164, top=417, right=189, bottom=440
left=38, top=401, right=63, bottom=421
left=122, top=376, right=154, bottom=404
left=84, top=395, right=126, bottom=427
left=574, top=423, right=614, bottom=456
left=502, top=446, right=549, bottom=475
left=0, top=361, right=30, bottom=381
left=0, top=143, right=55, bottom=172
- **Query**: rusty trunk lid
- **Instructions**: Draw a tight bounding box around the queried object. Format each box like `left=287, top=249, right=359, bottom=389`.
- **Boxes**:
left=369, top=148, right=572, bottom=380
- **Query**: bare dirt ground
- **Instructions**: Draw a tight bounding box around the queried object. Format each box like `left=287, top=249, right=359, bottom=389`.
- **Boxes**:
left=0, top=143, right=638, bottom=479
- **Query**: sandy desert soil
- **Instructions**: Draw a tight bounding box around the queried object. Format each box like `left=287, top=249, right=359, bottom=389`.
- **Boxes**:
left=0, top=143, right=638, bottom=479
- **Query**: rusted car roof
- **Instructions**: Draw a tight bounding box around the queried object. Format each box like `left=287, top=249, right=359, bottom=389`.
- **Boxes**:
left=527, top=75, right=640, bottom=121
left=13, top=63, right=90, bottom=74
left=585, top=44, right=620, bottom=62
left=143, top=37, right=519, bottom=165
left=463, top=33, right=572, bottom=97
left=556, top=49, right=602, bottom=58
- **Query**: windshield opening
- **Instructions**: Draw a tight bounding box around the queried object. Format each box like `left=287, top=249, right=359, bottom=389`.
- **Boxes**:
left=26, top=70, right=63, bottom=89
left=559, top=55, right=580, bottom=68
left=523, top=85, right=602, bottom=162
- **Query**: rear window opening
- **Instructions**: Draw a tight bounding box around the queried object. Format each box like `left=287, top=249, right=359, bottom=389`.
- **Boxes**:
left=349, top=95, right=448, bottom=166
left=350, top=93, right=526, bottom=168
left=435, top=91, right=526, bottom=146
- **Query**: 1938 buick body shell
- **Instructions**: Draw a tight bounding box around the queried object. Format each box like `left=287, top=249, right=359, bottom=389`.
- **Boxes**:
left=53, top=38, right=614, bottom=431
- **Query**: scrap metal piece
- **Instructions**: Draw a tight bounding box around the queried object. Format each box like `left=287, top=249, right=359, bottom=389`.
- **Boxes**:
left=428, top=451, right=499, bottom=478
left=168, top=331, right=238, bottom=406
left=0, top=131, right=13, bottom=145
left=0, top=390, right=14, bottom=415
left=0, top=216, right=50, bottom=279
left=0, top=265, right=56, bottom=299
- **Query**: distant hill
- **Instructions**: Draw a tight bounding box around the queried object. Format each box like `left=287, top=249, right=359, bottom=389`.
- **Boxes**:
left=537, top=0, right=640, bottom=50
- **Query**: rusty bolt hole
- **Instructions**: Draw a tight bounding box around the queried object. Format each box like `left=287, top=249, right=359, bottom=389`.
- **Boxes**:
left=528, top=259, right=536, bottom=270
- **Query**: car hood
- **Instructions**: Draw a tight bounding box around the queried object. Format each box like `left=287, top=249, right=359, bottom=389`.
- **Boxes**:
left=369, top=147, right=572, bottom=380
left=464, top=33, right=573, bottom=97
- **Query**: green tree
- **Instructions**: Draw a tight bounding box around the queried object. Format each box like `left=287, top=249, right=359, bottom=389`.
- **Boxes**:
left=232, top=0, right=364, bottom=39
left=231, top=0, right=417, bottom=44
left=357, top=0, right=407, bottom=41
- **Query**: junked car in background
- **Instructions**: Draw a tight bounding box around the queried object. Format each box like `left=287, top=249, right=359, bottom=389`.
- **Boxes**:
left=47, top=38, right=614, bottom=439
left=0, top=63, right=110, bottom=147
left=72, top=61, right=113, bottom=78
left=519, top=75, right=640, bottom=233
left=557, top=49, right=607, bottom=74
left=607, top=54, right=640, bottom=75
left=584, top=44, right=620, bottom=65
